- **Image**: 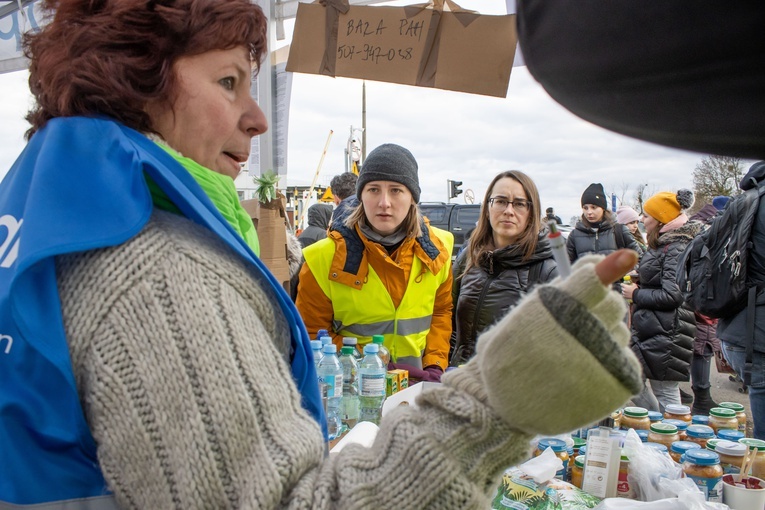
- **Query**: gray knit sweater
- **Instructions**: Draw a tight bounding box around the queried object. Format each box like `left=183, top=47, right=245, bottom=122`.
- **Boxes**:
left=56, top=210, right=639, bottom=509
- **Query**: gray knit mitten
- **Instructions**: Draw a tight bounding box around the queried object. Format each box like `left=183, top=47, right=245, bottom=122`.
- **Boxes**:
left=444, top=255, right=643, bottom=435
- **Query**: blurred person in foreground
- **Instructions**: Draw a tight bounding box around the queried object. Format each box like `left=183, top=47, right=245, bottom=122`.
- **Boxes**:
left=0, top=1, right=643, bottom=507
left=451, top=171, right=558, bottom=365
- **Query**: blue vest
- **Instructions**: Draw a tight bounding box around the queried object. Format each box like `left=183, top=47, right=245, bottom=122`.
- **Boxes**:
left=0, top=117, right=326, bottom=506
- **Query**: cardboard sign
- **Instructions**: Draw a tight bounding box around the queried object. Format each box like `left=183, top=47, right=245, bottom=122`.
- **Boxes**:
left=286, top=0, right=517, bottom=98
left=240, top=197, right=291, bottom=292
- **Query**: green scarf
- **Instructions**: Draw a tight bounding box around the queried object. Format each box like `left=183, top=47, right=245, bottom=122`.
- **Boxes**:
left=147, top=143, right=260, bottom=256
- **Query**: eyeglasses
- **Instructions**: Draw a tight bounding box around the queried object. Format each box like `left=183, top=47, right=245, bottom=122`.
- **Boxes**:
left=489, top=197, right=532, bottom=213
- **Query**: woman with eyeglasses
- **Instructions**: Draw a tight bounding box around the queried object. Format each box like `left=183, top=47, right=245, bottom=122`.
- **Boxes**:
left=450, top=171, right=558, bottom=365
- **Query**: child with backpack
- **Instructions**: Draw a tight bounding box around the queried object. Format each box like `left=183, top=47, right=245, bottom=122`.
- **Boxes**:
left=621, top=189, right=700, bottom=411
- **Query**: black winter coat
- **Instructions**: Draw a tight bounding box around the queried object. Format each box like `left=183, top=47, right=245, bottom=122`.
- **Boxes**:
left=450, top=233, right=558, bottom=365
left=567, top=219, right=640, bottom=261
left=630, top=221, right=702, bottom=381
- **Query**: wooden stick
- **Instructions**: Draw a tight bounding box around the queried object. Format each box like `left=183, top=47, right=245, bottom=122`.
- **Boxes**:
left=739, top=447, right=758, bottom=483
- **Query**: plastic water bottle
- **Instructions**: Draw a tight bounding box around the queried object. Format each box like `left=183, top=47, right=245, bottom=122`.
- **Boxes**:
left=358, top=344, right=386, bottom=425
left=339, top=346, right=360, bottom=430
left=317, top=329, right=329, bottom=340
left=317, top=344, right=343, bottom=440
left=310, top=340, right=323, bottom=371
left=342, top=336, right=363, bottom=360
left=371, top=335, right=390, bottom=366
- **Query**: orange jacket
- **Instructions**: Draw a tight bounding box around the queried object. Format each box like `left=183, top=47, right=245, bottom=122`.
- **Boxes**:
left=296, top=223, right=453, bottom=369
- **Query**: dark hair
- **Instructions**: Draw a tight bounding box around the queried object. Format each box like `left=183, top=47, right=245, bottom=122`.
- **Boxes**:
left=329, top=173, right=358, bottom=201
left=466, top=170, right=542, bottom=271
left=23, top=0, right=267, bottom=138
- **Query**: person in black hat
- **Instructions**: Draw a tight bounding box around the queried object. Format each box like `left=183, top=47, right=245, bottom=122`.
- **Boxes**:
left=296, top=143, right=454, bottom=382
left=567, top=183, right=640, bottom=289
left=544, top=207, right=562, bottom=225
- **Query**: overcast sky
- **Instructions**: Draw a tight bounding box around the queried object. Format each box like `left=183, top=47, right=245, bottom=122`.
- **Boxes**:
left=0, top=0, right=711, bottom=225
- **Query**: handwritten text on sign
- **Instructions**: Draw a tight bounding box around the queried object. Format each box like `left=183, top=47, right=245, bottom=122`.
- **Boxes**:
left=334, top=8, right=434, bottom=82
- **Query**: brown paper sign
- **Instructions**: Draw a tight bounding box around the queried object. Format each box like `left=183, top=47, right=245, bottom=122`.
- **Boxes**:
left=286, top=1, right=516, bottom=98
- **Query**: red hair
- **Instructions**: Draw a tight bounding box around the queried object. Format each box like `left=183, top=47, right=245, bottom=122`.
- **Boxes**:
left=23, top=0, right=267, bottom=138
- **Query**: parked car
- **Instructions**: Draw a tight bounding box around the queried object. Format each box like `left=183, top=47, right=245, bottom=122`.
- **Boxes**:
left=418, top=202, right=481, bottom=257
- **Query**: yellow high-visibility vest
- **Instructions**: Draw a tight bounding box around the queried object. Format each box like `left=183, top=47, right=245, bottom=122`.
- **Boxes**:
left=303, top=228, right=453, bottom=361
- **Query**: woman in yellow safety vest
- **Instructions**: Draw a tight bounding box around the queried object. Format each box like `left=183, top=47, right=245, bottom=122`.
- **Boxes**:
left=296, top=143, right=454, bottom=381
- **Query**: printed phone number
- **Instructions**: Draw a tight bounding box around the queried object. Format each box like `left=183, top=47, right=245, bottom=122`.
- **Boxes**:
left=337, top=44, right=414, bottom=64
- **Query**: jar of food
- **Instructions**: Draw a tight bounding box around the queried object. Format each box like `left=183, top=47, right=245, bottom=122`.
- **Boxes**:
left=648, top=423, right=680, bottom=449
left=683, top=450, right=723, bottom=502
left=716, top=429, right=744, bottom=443
left=636, top=429, right=650, bottom=443
left=692, top=415, right=710, bottom=426
left=617, top=455, right=634, bottom=498
left=537, top=438, right=569, bottom=481
left=708, top=407, right=740, bottom=434
left=714, top=440, right=747, bottom=475
left=664, top=404, right=692, bottom=424
left=670, top=441, right=701, bottom=464
left=738, top=438, right=765, bottom=479
left=570, top=455, right=585, bottom=488
left=648, top=410, right=664, bottom=424
left=686, top=424, right=716, bottom=449
left=663, top=419, right=689, bottom=441
left=621, top=406, right=651, bottom=430
left=572, top=436, right=586, bottom=457
left=718, top=402, right=747, bottom=433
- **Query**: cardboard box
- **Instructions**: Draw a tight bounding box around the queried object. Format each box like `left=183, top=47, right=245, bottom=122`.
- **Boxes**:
left=240, top=197, right=290, bottom=292
left=286, top=0, right=517, bottom=98
left=389, top=368, right=409, bottom=391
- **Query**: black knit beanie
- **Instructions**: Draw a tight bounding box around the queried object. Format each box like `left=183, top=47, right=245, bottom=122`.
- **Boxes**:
left=581, top=183, right=608, bottom=209
left=356, top=144, right=421, bottom=203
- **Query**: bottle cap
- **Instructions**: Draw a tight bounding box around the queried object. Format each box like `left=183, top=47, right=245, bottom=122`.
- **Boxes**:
left=342, top=337, right=358, bottom=346
left=684, top=449, right=720, bottom=465
left=320, top=335, right=332, bottom=346
left=322, top=344, right=337, bottom=354
left=372, top=335, right=384, bottom=344
left=310, top=340, right=322, bottom=350
left=317, top=329, right=329, bottom=338
left=341, top=346, right=354, bottom=356
left=364, top=343, right=379, bottom=354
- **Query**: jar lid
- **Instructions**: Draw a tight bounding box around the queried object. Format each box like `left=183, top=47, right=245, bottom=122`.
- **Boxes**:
left=579, top=446, right=587, bottom=456
left=624, top=406, right=649, bottom=418
left=686, top=424, right=715, bottom=439
left=719, top=402, right=745, bottom=412
left=572, top=437, right=587, bottom=448
left=575, top=455, right=585, bottom=468
left=671, top=441, right=702, bottom=455
left=663, top=419, right=688, bottom=431
left=650, top=423, right=678, bottom=435
left=685, top=449, right=720, bottom=465
left=709, top=407, right=737, bottom=419
left=636, top=429, right=650, bottom=442
left=715, top=440, right=747, bottom=456
left=665, top=404, right=691, bottom=415
left=538, top=438, right=567, bottom=452
left=645, top=442, right=668, bottom=453
left=717, top=429, right=745, bottom=442
left=647, top=410, right=664, bottom=422
left=706, top=438, right=721, bottom=451
left=692, top=415, right=710, bottom=425
left=739, top=438, right=765, bottom=451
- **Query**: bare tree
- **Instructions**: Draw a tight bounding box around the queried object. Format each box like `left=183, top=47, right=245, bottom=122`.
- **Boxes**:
left=692, top=155, right=745, bottom=209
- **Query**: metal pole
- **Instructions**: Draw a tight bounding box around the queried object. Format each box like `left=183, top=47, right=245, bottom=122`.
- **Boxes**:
left=362, top=80, right=367, bottom=163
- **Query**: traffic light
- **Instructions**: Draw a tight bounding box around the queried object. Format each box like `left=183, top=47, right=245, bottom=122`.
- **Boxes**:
left=449, top=180, right=463, bottom=199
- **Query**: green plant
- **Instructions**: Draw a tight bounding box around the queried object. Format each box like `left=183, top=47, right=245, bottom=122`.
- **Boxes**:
left=253, top=171, right=280, bottom=203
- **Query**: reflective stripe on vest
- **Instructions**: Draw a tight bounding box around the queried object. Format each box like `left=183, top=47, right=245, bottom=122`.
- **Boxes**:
left=0, top=495, right=118, bottom=510
left=305, top=227, right=452, bottom=361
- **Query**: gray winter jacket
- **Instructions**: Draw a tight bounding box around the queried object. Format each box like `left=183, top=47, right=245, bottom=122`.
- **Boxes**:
left=630, top=221, right=702, bottom=381
left=298, top=203, right=333, bottom=249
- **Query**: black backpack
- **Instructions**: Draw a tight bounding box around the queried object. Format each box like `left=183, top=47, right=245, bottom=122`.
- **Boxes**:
left=677, top=185, right=765, bottom=319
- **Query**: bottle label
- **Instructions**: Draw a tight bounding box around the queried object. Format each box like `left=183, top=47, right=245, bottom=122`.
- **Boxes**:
left=322, top=374, right=343, bottom=398
left=360, top=373, right=386, bottom=396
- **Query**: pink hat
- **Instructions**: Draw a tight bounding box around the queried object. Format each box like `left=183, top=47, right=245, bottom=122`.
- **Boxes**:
left=616, top=206, right=640, bottom=224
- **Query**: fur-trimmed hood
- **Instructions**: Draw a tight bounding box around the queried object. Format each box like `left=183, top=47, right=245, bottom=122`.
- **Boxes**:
left=656, top=219, right=704, bottom=246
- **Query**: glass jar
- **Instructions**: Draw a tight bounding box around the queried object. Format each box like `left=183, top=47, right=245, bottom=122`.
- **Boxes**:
left=570, top=455, right=585, bottom=488
left=621, top=406, right=651, bottom=430
left=716, top=429, right=745, bottom=443
left=739, top=438, right=765, bottom=479
left=683, top=450, right=723, bottom=502
left=714, top=440, right=747, bottom=475
left=664, top=404, right=692, bottom=424
left=648, top=410, right=664, bottom=424
left=648, top=423, right=680, bottom=450
left=718, top=402, right=747, bottom=433
left=617, top=455, right=634, bottom=498
left=692, top=415, right=710, bottom=426
left=670, top=441, right=701, bottom=464
left=537, top=438, right=569, bottom=481
left=663, top=419, right=689, bottom=441
left=686, top=424, right=716, bottom=449
left=708, top=407, right=740, bottom=435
